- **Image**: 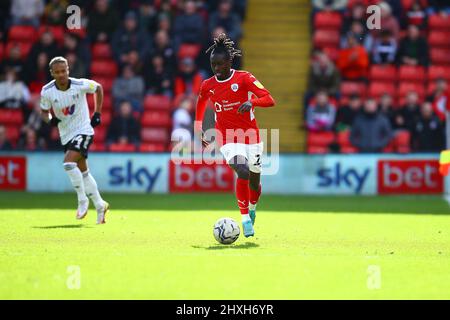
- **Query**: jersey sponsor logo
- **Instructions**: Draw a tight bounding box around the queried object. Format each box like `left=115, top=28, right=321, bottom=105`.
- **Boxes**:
left=0, top=156, right=26, bottom=191
left=169, top=161, right=234, bottom=193
left=317, top=162, right=370, bottom=194
left=109, top=160, right=162, bottom=192
left=378, top=160, right=443, bottom=194
left=231, top=83, right=239, bottom=92
left=62, top=104, right=76, bottom=116
left=253, top=80, right=264, bottom=89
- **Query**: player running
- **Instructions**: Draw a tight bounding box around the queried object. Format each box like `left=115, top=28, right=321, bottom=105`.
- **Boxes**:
left=40, top=56, right=109, bottom=224
left=194, top=34, right=276, bottom=237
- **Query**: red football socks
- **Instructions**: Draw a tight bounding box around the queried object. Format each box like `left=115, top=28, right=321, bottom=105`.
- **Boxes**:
left=236, top=178, right=249, bottom=215
left=249, top=184, right=261, bottom=205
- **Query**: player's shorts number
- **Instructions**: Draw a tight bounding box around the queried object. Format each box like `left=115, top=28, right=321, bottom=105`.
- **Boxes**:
left=254, top=154, right=261, bottom=167
left=72, top=135, right=84, bottom=149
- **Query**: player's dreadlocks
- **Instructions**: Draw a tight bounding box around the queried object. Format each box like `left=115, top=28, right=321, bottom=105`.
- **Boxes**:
left=206, top=33, right=241, bottom=61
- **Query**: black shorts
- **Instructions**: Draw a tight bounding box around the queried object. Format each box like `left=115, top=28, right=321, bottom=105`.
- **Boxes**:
left=64, top=134, right=94, bottom=159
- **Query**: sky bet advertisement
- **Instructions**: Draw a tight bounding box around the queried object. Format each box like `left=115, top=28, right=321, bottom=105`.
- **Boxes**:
left=0, top=153, right=442, bottom=195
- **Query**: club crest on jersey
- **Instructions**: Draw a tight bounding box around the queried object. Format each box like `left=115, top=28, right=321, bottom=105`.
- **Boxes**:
left=231, top=83, right=239, bottom=92
left=62, top=104, right=76, bottom=116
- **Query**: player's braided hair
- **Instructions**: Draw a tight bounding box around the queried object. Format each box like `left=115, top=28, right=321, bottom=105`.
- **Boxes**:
left=206, top=33, right=241, bottom=61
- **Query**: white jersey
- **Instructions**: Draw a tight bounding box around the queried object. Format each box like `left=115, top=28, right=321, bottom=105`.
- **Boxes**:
left=40, top=77, right=99, bottom=145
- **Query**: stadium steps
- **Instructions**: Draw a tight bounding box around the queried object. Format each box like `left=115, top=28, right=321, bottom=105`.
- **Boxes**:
left=241, top=0, right=310, bottom=152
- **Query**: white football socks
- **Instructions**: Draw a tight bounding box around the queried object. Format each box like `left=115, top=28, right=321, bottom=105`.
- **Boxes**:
left=249, top=203, right=257, bottom=211
left=64, top=162, right=88, bottom=203
left=82, top=170, right=104, bottom=210
left=242, top=214, right=251, bottom=222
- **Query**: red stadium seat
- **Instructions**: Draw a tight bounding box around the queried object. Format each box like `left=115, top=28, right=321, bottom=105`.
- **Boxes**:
left=38, top=25, right=64, bottom=44
left=5, top=126, right=20, bottom=143
left=144, top=95, right=171, bottom=110
left=89, top=142, right=107, bottom=152
left=322, top=46, right=340, bottom=62
left=0, top=110, right=23, bottom=125
left=0, top=43, right=4, bottom=62
left=307, top=131, right=335, bottom=148
left=8, top=25, right=37, bottom=43
left=313, top=29, right=340, bottom=48
left=340, top=81, right=367, bottom=97
left=91, top=43, right=113, bottom=60
left=178, top=44, right=202, bottom=59
left=430, top=48, right=450, bottom=65
left=337, top=130, right=352, bottom=147
left=429, top=14, right=450, bottom=30
left=429, top=31, right=450, bottom=48
left=314, top=11, right=342, bottom=30
left=347, top=0, right=370, bottom=8
left=141, top=111, right=171, bottom=127
left=67, top=27, right=87, bottom=39
left=398, top=82, right=426, bottom=102
left=394, top=130, right=411, bottom=153
left=369, top=65, right=397, bottom=82
left=92, top=77, right=114, bottom=94
left=93, top=126, right=107, bottom=143
left=307, top=145, right=329, bottom=154
left=5, top=42, right=33, bottom=60
left=141, top=128, right=169, bottom=143
left=109, top=143, right=137, bottom=152
left=398, top=65, right=426, bottom=83
left=341, top=146, right=358, bottom=154
left=90, top=60, right=118, bottom=77
left=368, top=82, right=396, bottom=99
left=428, top=65, right=450, bottom=82
left=139, top=143, right=166, bottom=152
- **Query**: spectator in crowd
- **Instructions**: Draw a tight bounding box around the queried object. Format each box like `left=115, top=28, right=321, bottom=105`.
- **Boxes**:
left=313, top=0, right=348, bottom=12
left=350, top=98, right=393, bottom=152
left=20, top=96, right=51, bottom=149
left=335, top=94, right=362, bottom=131
left=151, top=30, right=176, bottom=73
left=10, top=0, right=44, bottom=28
left=174, top=57, right=203, bottom=100
left=403, top=0, right=427, bottom=29
left=429, top=78, right=449, bottom=122
left=106, top=101, right=141, bottom=147
left=27, top=52, right=51, bottom=93
left=61, top=33, right=91, bottom=70
left=378, top=93, right=396, bottom=128
left=337, top=33, right=369, bottom=81
left=395, top=91, right=421, bottom=130
left=112, top=11, right=152, bottom=68
left=306, top=91, right=337, bottom=132
left=370, top=2, right=400, bottom=41
left=139, top=1, right=160, bottom=38
left=87, top=0, right=120, bottom=43
left=171, top=96, right=194, bottom=150
left=66, top=52, right=87, bottom=79
left=158, top=13, right=172, bottom=35
left=428, top=0, right=450, bottom=14
left=397, top=24, right=429, bottom=66
left=411, top=101, right=444, bottom=152
left=144, top=55, right=173, bottom=97
left=0, top=125, right=13, bottom=151
left=16, top=127, right=43, bottom=151
left=27, top=31, right=61, bottom=75
left=0, top=68, right=30, bottom=109
left=341, top=21, right=373, bottom=52
left=372, top=30, right=398, bottom=64
left=209, top=0, right=242, bottom=43
left=173, top=0, right=205, bottom=50
left=308, top=50, right=341, bottom=98
left=342, top=3, right=368, bottom=36
left=112, top=64, right=145, bottom=113
left=0, top=45, right=25, bottom=78
left=44, top=0, right=69, bottom=26
left=0, top=1, right=11, bottom=43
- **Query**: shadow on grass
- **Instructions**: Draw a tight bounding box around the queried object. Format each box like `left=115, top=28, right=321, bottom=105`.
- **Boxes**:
left=32, top=224, right=89, bottom=229
left=192, top=242, right=260, bottom=250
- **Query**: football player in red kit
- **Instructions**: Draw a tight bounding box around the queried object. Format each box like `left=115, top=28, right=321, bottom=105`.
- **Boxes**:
left=194, top=34, right=276, bottom=237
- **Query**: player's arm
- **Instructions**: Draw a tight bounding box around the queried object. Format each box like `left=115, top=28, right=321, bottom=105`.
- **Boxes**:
left=40, top=92, right=60, bottom=126
left=194, top=83, right=209, bottom=147
left=237, top=74, right=276, bottom=114
left=82, top=79, right=103, bottom=128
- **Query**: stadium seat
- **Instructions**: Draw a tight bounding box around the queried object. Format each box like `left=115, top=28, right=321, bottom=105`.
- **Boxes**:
left=398, top=82, right=426, bottom=102
left=368, top=82, right=396, bottom=99
left=93, top=126, right=107, bottom=143
left=141, top=128, right=169, bottom=143
left=38, top=25, right=64, bottom=44
left=394, top=130, right=411, bottom=153
left=5, top=126, right=20, bottom=143
left=313, top=29, right=340, bottom=48
left=144, top=95, right=171, bottom=110
left=109, top=143, right=137, bottom=152
left=429, top=14, right=450, bottom=30
left=8, top=25, right=37, bottom=43
left=89, top=142, right=106, bottom=152
left=340, top=81, right=367, bottom=97
left=322, top=46, right=340, bottom=62
left=427, top=65, right=450, bottom=82
left=141, top=111, right=171, bottom=127
left=398, top=65, right=426, bottom=83
left=401, top=0, right=428, bottom=10
left=102, top=95, right=113, bottom=110
left=428, top=31, right=450, bottom=48
left=307, top=145, right=329, bottom=154
left=430, top=48, right=450, bottom=65
left=307, top=131, right=335, bottom=148
left=337, top=130, right=352, bottom=147
left=5, top=42, right=33, bottom=60
left=67, top=27, right=87, bottom=39
left=139, top=143, right=166, bottom=152
left=0, top=110, right=23, bottom=125
left=90, top=60, right=118, bottom=77
left=178, top=44, right=202, bottom=60
left=0, top=43, right=4, bottom=62
left=341, top=146, right=358, bottom=154
left=92, top=77, right=114, bottom=94
left=369, top=65, right=397, bottom=82
left=383, top=142, right=395, bottom=153
left=92, top=43, right=113, bottom=60
left=314, top=11, right=342, bottom=30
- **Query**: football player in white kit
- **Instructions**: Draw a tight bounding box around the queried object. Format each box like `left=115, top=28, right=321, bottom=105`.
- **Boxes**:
left=40, top=56, right=109, bottom=224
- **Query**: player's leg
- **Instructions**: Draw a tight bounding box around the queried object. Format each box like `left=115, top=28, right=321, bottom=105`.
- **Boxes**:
left=78, top=157, right=109, bottom=224
left=63, top=150, right=89, bottom=219
left=247, top=142, right=263, bottom=225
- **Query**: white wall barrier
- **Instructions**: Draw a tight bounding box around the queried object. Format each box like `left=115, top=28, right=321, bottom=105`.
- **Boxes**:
left=0, top=152, right=441, bottom=195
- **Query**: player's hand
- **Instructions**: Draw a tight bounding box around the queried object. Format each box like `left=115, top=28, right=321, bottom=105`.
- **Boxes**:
left=49, top=116, right=61, bottom=127
left=237, top=101, right=252, bottom=114
left=91, top=112, right=101, bottom=127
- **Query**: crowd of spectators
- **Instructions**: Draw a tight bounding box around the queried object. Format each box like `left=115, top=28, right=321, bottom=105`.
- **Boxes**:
left=308, top=0, right=450, bottom=153
left=0, top=0, right=247, bottom=152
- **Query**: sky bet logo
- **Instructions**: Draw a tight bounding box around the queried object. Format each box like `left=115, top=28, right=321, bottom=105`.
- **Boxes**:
left=109, top=161, right=161, bottom=192
left=317, top=163, right=370, bottom=194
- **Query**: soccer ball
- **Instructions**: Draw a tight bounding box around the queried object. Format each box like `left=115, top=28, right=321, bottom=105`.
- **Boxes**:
left=213, top=218, right=240, bottom=244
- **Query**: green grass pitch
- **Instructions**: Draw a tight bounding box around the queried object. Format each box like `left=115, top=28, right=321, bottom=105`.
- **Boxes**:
left=1, top=192, right=450, bottom=299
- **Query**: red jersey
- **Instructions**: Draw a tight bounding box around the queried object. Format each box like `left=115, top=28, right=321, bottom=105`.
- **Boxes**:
left=195, top=69, right=274, bottom=146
